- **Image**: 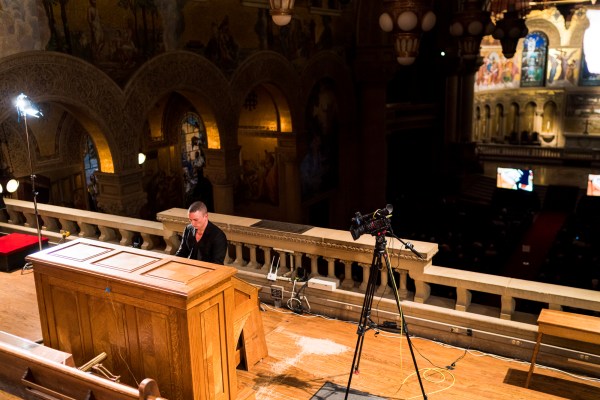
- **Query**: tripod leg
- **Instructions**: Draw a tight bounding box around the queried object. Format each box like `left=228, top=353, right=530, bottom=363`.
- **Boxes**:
left=383, top=250, right=428, bottom=399
left=345, top=252, right=381, bottom=400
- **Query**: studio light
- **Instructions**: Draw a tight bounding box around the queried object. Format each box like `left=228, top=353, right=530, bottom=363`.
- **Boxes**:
left=14, top=92, right=43, bottom=252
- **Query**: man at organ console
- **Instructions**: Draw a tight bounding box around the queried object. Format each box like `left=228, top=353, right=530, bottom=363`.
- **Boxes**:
left=175, top=201, right=228, bottom=264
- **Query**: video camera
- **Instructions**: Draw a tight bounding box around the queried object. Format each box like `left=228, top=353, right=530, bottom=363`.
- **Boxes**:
left=349, top=204, right=393, bottom=240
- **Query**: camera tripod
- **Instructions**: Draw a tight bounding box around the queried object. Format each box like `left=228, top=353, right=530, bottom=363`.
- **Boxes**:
left=344, top=233, right=427, bottom=399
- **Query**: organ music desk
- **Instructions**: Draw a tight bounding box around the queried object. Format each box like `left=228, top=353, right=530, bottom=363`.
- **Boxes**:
left=26, top=238, right=267, bottom=400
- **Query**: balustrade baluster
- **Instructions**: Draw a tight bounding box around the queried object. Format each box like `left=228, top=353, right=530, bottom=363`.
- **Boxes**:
left=456, top=288, right=472, bottom=312
left=500, top=295, right=515, bottom=320
left=119, top=229, right=134, bottom=247
left=245, top=244, right=260, bottom=269
left=98, top=226, right=117, bottom=242
left=274, top=249, right=289, bottom=276
left=58, top=219, right=78, bottom=236
left=140, top=233, right=157, bottom=251
left=359, top=263, right=370, bottom=291
left=230, top=241, right=247, bottom=267
left=41, top=216, right=59, bottom=233
left=340, top=260, right=354, bottom=289
left=78, top=222, right=97, bottom=238
left=22, top=212, right=37, bottom=230
left=324, top=257, right=336, bottom=280
left=259, top=246, right=272, bottom=272
left=397, top=269, right=408, bottom=299
left=414, top=280, right=431, bottom=304
left=7, top=210, right=23, bottom=225
left=293, top=253, right=303, bottom=277
left=377, top=265, right=388, bottom=295
left=163, top=231, right=179, bottom=255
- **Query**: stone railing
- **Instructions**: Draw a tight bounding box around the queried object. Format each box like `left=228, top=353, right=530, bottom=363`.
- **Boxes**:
left=4, top=198, right=600, bottom=371
left=3, top=199, right=600, bottom=321
left=0, top=199, right=179, bottom=254
left=476, top=143, right=600, bottom=163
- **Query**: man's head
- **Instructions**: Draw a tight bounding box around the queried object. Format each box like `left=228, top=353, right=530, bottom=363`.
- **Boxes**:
left=188, top=201, right=208, bottom=232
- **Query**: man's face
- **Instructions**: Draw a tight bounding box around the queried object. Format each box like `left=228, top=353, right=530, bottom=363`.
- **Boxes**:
left=189, top=210, right=208, bottom=232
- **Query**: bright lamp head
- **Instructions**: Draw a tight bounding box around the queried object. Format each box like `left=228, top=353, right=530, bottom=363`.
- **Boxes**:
left=15, top=93, right=43, bottom=118
left=6, top=179, right=19, bottom=193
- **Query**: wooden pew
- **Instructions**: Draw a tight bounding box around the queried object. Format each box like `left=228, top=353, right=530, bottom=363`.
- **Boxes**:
left=0, top=332, right=166, bottom=400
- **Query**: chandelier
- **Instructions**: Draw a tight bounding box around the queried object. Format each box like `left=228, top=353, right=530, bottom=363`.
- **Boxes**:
left=490, top=0, right=530, bottom=58
left=378, top=0, right=437, bottom=65
left=450, top=0, right=494, bottom=61
left=269, top=0, right=295, bottom=26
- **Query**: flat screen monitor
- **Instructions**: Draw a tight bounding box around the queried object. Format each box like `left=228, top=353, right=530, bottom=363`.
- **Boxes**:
left=496, top=167, right=533, bottom=192
left=587, top=174, right=600, bottom=196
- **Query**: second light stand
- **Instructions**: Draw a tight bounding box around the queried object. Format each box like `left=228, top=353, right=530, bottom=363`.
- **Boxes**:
left=21, top=111, right=43, bottom=272
left=344, top=233, right=427, bottom=400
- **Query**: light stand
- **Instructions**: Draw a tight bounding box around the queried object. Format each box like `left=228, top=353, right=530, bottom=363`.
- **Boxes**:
left=15, top=94, right=43, bottom=271
left=345, top=210, right=427, bottom=399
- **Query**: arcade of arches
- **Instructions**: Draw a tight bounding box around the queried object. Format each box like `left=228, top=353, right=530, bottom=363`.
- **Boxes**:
left=0, top=1, right=598, bottom=230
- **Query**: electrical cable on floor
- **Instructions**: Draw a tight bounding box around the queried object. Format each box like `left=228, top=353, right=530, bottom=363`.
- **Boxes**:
left=260, top=297, right=600, bottom=390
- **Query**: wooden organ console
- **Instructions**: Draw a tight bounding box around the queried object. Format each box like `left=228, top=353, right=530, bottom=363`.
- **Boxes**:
left=26, top=238, right=267, bottom=400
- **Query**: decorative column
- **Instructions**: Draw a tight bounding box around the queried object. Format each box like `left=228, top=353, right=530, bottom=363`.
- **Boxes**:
left=203, top=147, right=241, bottom=215
left=277, top=135, right=301, bottom=223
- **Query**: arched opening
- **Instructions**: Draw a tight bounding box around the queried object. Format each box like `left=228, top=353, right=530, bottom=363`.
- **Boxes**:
left=236, top=84, right=289, bottom=216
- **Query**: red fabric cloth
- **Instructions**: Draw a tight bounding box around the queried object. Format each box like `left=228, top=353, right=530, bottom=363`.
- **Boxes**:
left=0, top=233, right=48, bottom=256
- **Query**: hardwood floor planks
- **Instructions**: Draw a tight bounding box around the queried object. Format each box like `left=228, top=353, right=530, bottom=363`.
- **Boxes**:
left=2, top=269, right=600, bottom=399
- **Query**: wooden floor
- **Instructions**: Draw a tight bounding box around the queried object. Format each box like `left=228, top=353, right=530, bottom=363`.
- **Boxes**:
left=2, top=269, right=600, bottom=399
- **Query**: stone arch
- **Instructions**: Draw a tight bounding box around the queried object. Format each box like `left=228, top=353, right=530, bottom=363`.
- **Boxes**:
left=229, top=51, right=301, bottom=220
left=124, top=51, right=234, bottom=150
left=0, top=51, right=127, bottom=173
left=230, top=51, right=301, bottom=131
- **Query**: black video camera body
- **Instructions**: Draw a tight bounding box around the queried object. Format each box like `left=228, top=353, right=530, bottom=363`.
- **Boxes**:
left=349, top=204, right=393, bottom=240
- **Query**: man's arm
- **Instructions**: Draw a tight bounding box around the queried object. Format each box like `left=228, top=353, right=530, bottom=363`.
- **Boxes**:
left=211, top=229, right=228, bottom=265
left=175, top=225, right=193, bottom=258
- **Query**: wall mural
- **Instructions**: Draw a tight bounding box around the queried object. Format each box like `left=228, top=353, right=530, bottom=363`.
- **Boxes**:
left=547, top=48, right=581, bottom=87
left=43, top=0, right=168, bottom=83
left=520, top=32, right=548, bottom=87
left=39, top=0, right=340, bottom=82
left=475, top=47, right=521, bottom=91
left=300, top=79, right=339, bottom=200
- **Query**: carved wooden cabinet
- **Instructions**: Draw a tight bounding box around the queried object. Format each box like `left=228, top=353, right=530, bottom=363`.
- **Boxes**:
left=27, top=238, right=245, bottom=400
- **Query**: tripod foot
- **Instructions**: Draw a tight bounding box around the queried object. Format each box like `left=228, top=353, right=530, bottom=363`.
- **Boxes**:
left=353, top=369, right=359, bottom=375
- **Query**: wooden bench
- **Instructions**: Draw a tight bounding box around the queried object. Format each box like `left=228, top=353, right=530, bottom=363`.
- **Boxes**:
left=526, top=308, right=600, bottom=388
left=0, top=331, right=167, bottom=399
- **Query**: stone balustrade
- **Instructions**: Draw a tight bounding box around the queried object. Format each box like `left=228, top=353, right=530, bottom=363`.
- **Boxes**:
left=3, top=199, right=600, bottom=338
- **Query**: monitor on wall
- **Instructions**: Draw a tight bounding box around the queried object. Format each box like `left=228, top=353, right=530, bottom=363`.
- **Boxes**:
left=496, top=167, right=534, bottom=192
left=587, top=174, right=600, bottom=197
